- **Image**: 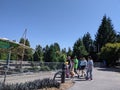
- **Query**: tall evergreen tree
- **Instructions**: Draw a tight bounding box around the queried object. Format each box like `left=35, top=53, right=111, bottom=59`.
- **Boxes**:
left=33, top=45, right=43, bottom=61
left=67, top=47, right=72, bottom=56
left=61, top=48, right=66, bottom=54
left=82, top=32, right=93, bottom=52
left=43, top=45, right=50, bottom=62
left=73, top=38, right=88, bottom=58
left=43, top=43, right=61, bottom=62
left=49, top=44, right=57, bottom=62
left=54, top=43, right=60, bottom=52
left=95, top=15, right=116, bottom=52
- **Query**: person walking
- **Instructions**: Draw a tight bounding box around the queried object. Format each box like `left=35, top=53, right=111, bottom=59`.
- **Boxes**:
left=78, top=57, right=82, bottom=77
left=73, top=56, right=79, bottom=78
left=86, top=56, right=94, bottom=80
left=66, top=56, right=72, bottom=78
left=69, top=58, right=75, bottom=78
left=80, top=57, right=87, bottom=77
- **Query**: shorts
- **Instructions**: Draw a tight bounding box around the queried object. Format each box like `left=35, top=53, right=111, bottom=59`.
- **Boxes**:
left=80, top=66, right=86, bottom=70
left=70, top=71, right=75, bottom=76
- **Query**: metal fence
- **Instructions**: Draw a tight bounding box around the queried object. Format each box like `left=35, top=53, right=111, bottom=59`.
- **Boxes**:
left=0, top=60, right=63, bottom=75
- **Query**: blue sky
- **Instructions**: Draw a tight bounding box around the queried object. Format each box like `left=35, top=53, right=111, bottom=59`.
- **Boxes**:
left=0, top=0, right=120, bottom=49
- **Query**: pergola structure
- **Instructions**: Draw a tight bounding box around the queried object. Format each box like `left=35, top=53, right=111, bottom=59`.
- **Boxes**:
left=0, top=38, right=32, bottom=84
left=0, top=38, right=31, bottom=65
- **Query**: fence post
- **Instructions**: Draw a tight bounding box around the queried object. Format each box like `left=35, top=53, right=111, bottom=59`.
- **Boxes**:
left=61, top=63, right=66, bottom=83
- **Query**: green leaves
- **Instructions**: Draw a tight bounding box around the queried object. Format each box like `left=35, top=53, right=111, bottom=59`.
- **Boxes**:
left=73, top=38, right=88, bottom=58
left=95, top=15, right=116, bottom=52
left=100, top=43, right=120, bottom=67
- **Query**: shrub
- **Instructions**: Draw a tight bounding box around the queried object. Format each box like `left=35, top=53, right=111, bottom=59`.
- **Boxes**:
left=100, top=43, right=120, bottom=67
left=0, top=78, right=60, bottom=90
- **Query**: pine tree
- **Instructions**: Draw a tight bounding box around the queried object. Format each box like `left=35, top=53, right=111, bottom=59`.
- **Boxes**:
left=67, top=47, right=72, bottom=56
left=43, top=43, right=61, bottom=62
left=82, top=32, right=93, bottom=52
left=73, top=38, right=88, bottom=58
left=95, top=15, right=116, bottom=52
left=33, top=45, right=43, bottom=61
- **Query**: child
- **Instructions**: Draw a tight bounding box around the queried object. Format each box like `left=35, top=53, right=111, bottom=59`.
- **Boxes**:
left=70, top=59, right=75, bottom=78
left=65, top=61, right=69, bottom=78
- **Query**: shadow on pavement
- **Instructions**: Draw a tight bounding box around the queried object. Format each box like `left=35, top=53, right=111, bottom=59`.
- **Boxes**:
left=74, top=79, right=87, bottom=82
left=73, top=76, right=87, bottom=82
left=97, top=67, right=120, bottom=73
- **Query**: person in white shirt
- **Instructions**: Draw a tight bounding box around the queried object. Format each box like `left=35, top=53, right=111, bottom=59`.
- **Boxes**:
left=79, top=57, right=87, bottom=77
left=86, top=56, right=94, bottom=80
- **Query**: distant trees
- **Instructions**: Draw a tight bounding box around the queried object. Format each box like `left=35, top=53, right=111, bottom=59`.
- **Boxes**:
left=67, top=47, right=72, bottom=56
left=82, top=32, right=93, bottom=53
left=73, top=38, right=88, bottom=58
left=1, top=15, right=120, bottom=67
left=44, top=43, right=61, bottom=62
left=34, top=43, right=67, bottom=62
left=19, top=38, right=33, bottom=61
left=33, top=45, right=43, bottom=61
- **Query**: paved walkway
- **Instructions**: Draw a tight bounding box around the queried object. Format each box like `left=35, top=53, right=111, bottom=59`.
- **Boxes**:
left=69, top=67, right=120, bottom=90
left=0, top=67, right=120, bottom=90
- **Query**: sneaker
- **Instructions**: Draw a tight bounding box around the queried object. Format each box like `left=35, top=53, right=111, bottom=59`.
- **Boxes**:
left=90, top=78, right=93, bottom=80
left=85, top=77, right=89, bottom=80
left=84, top=74, right=86, bottom=77
left=81, top=75, right=83, bottom=77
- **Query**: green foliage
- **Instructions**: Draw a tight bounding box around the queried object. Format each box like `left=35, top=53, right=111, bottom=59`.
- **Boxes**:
left=43, top=43, right=61, bottom=62
left=0, top=78, right=60, bottom=90
left=0, top=49, right=7, bottom=60
left=73, top=38, right=88, bottom=58
left=116, top=32, right=120, bottom=42
left=95, top=15, right=116, bottom=52
left=33, top=45, right=43, bottom=61
left=43, top=45, right=49, bottom=62
left=59, top=53, right=67, bottom=62
left=67, top=47, right=73, bottom=56
left=100, top=43, right=120, bottom=67
left=83, top=32, right=93, bottom=52
left=19, top=38, right=33, bottom=61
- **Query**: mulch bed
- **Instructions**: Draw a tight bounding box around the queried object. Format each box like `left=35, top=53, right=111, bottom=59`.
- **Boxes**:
left=38, top=80, right=74, bottom=90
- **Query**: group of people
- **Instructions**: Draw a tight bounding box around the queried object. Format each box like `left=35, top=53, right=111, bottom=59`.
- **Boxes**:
left=65, top=55, right=94, bottom=80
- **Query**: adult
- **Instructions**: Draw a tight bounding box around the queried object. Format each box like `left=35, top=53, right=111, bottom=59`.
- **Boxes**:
left=73, top=56, right=79, bottom=78
left=86, top=56, right=94, bottom=80
left=66, top=56, right=72, bottom=78
left=79, top=57, right=87, bottom=77
left=69, top=58, right=75, bottom=78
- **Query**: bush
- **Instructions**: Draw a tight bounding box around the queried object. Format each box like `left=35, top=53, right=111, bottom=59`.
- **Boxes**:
left=100, top=43, right=120, bottom=67
left=0, top=78, right=60, bottom=90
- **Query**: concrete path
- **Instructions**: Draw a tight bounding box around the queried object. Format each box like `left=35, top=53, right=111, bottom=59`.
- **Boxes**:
left=0, top=67, right=120, bottom=90
left=69, top=67, right=120, bottom=90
